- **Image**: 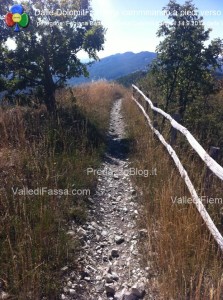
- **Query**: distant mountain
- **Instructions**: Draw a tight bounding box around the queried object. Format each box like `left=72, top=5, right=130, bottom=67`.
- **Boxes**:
left=116, top=70, right=148, bottom=87
left=68, top=51, right=156, bottom=86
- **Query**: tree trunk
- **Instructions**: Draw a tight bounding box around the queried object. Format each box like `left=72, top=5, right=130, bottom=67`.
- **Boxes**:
left=44, top=81, right=56, bottom=112
left=42, top=38, right=57, bottom=113
left=178, top=91, right=187, bottom=119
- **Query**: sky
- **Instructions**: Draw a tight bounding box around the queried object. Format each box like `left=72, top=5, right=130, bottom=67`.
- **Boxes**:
left=4, top=0, right=223, bottom=59
left=87, top=0, right=223, bottom=59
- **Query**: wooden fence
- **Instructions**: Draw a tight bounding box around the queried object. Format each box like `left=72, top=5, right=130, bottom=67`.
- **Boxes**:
left=132, top=84, right=223, bottom=252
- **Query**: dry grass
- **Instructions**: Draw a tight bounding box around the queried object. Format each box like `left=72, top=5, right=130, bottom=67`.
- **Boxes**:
left=0, top=81, right=125, bottom=299
left=2, top=79, right=222, bottom=299
left=71, top=81, right=127, bottom=131
left=122, top=91, right=223, bottom=300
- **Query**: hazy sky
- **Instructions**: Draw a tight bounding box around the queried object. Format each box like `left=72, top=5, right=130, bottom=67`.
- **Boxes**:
left=89, top=0, right=223, bottom=58
left=4, top=0, right=223, bottom=59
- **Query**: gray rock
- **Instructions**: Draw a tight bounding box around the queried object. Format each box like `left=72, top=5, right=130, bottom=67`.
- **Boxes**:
left=80, top=269, right=90, bottom=279
left=115, top=235, right=125, bottom=245
left=88, top=197, right=94, bottom=204
left=60, top=101, right=148, bottom=300
left=103, top=256, right=109, bottom=262
left=105, top=274, right=114, bottom=284
left=106, top=265, right=112, bottom=274
left=61, top=266, right=69, bottom=273
left=95, top=275, right=102, bottom=281
left=114, top=290, right=125, bottom=300
left=91, top=221, right=100, bottom=229
left=105, top=272, right=119, bottom=283
left=123, top=292, right=138, bottom=300
left=131, top=282, right=146, bottom=298
left=131, top=190, right=137, bottom=196
left=87, top=224, right=95, bottom=231
left=111, top=249, right=119, bottom=258
left=123, top=207, right=128, bottom=213
left=96, top=234, right=101, bottom=241
left=96, top=283, right=104, bottom=293
left=63, top=287, right=69, bottom=293
left=77, top=227, right=87, bottom=237
left=67, top=230, right=76, bottom=237
left=69, top=289, right=76, bottom=295
left=67, top=281, right=72, bottom=287
left=84, top=277, right=91, bottom=282
left=105, top=285, right=116, bottom=297
left=101, top=230, right=108, bottom=236
left=111, top=272, right=119, bottom=281
left=139, top=229, right=147, bottom=238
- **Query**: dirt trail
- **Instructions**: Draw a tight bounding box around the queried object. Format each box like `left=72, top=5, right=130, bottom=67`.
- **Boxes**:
left=61, top=99, right=152, bottom=300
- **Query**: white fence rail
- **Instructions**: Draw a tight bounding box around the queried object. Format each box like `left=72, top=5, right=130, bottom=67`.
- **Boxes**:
left=132, top=85, right=223, bottom=252
left=133, top=85, right=223, bottom=181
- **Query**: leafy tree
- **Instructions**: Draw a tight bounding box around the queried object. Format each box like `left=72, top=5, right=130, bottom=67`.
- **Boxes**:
left=0, top=46, right=7, bottom=92
left=0, top=0, right=14, bottom=40
left=1, top=0, right=105, bottom=111
left=0, top=1, right=13, bottom=92
left=151, top=0, right=223, bottom=117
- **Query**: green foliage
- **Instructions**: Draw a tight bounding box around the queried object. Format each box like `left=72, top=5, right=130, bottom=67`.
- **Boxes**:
left=1, top=0, right=105, bottom=111
left=0, top=44, right=8, bottom=92
left=0, top=0, right=14, bottom=42
left=116, top=70, right=147, bottom=87
left=151, top=0, right=223, bottom=117
left=184, top=92, right=223, bottom=156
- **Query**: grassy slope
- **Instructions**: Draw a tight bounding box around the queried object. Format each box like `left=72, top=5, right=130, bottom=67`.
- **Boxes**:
left=1, top=79, right=223, bottom=299
left=122, top=89, right=223, bottom=299
left=0, top=81, right=126, bottom=299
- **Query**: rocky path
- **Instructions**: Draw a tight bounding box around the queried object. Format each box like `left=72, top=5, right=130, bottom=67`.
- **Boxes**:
left=62, top=99, right=151, bottom=300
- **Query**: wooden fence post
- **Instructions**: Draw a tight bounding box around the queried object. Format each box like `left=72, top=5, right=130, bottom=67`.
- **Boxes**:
left=204, top=146, right=220, bottom=195
left=132, top=86, right=135, bottom=98
left=145, top=94, right=158, bottom=130
left=170, top=114, right=181, bottom=145
left=145, top=93, right=149, bottom=113
left=138, top=86, right=142, bottom=104
left=153, top=102, right=158, bottom=129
